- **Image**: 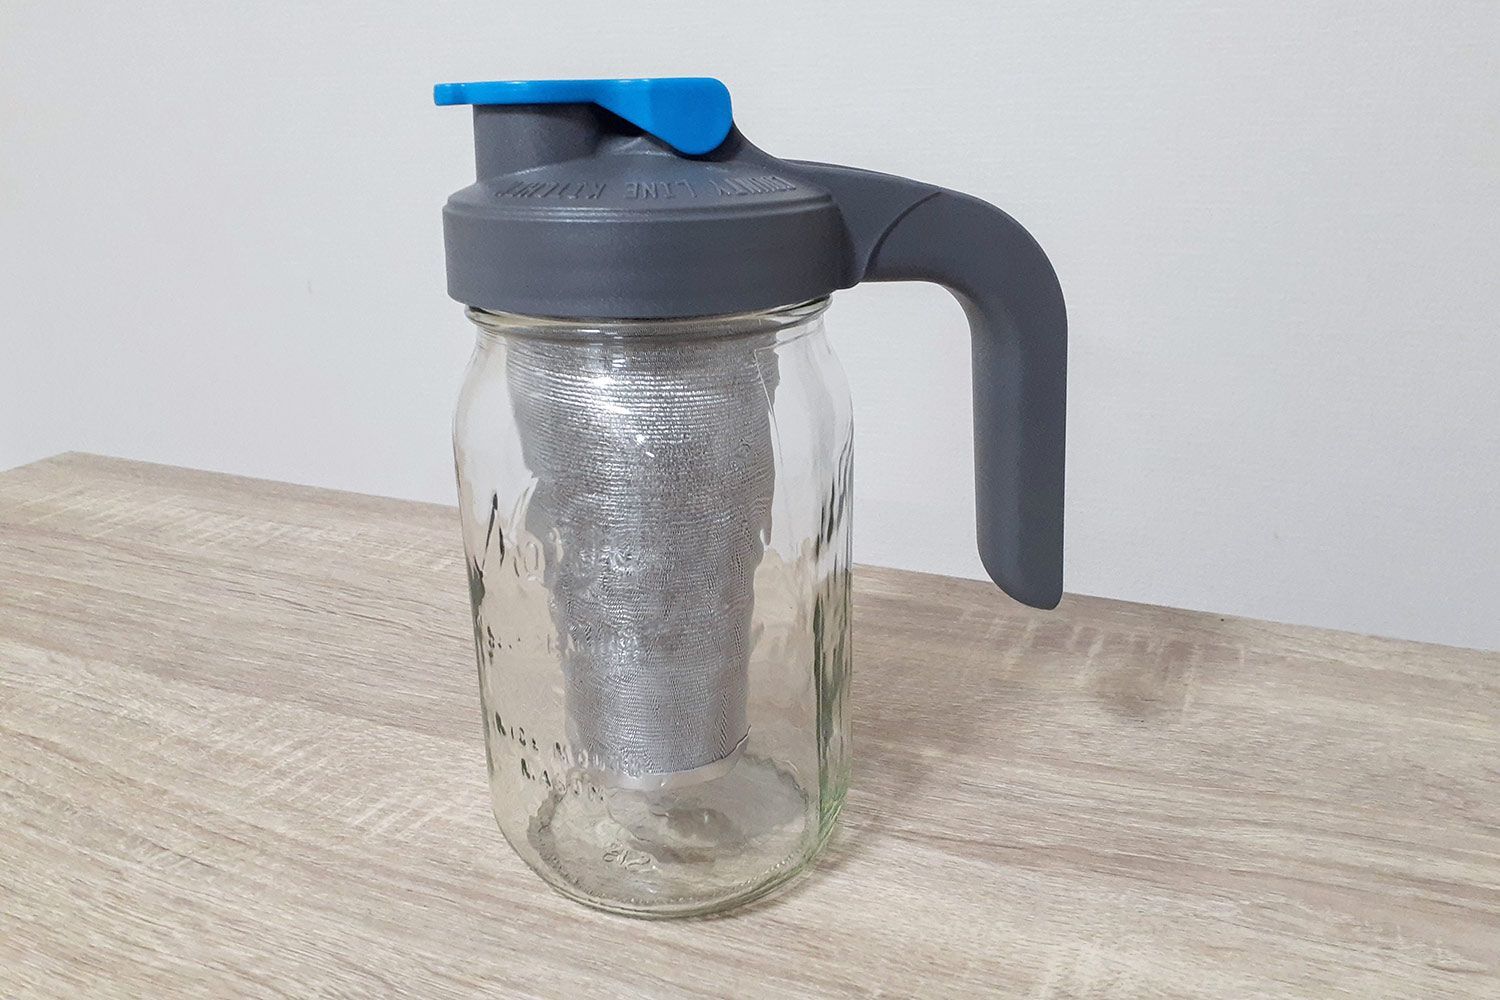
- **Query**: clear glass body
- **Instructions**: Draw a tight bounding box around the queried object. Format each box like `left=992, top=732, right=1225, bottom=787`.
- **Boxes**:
left=453, top=298, right=853, bottom=917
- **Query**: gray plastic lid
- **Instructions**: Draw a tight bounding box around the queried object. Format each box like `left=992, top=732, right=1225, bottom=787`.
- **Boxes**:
left=438, top=82, right=849, bottom=319
left=437, top=77, right=1070, bottom=610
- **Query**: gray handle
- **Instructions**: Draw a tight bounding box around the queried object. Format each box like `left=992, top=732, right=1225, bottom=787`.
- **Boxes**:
left=782, top=162, right=1067, bottom=609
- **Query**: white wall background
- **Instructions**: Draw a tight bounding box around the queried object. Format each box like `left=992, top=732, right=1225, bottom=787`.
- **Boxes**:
left=2, top=2, right=1497, bottom=650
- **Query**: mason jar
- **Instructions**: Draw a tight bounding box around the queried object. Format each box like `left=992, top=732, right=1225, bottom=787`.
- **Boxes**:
left=452, top=297, right=853, bottom=917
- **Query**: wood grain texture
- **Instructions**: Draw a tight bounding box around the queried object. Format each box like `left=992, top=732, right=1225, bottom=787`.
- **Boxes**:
left=1, top=453, right=1497, bottom=999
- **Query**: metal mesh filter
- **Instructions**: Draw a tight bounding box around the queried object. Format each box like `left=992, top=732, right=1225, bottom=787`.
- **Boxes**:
left=508, top=329, right=777, bottom=782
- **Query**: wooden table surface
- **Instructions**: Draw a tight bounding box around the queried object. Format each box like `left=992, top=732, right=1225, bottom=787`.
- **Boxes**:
left=2, top=453, right=1497, bottom=998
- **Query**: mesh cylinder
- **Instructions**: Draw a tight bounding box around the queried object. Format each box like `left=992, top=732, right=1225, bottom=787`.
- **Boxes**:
left=507, top=329, right=777, bottom=781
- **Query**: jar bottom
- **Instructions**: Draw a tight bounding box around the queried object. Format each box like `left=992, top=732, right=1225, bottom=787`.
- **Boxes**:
left=504, top=753, right=844, bottom=918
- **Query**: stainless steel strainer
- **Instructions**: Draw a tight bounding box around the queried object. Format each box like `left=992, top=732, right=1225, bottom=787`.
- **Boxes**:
left=508, top=330, right=778, bottom=784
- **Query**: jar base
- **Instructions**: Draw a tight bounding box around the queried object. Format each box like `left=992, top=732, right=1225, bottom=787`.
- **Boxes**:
left=505, top=752, right=845, bottom=918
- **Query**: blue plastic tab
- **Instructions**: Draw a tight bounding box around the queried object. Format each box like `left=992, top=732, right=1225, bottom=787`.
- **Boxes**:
left=433, top=77, right=733, bottom=156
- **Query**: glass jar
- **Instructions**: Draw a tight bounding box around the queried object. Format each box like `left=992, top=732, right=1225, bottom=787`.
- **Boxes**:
left=453, top=298, right=853, bottom=917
